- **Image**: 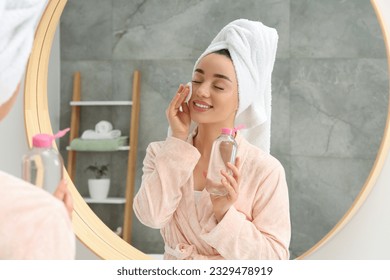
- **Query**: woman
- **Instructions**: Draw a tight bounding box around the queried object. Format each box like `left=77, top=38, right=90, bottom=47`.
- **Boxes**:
left=133, top=19, right=290, bottom=260
left=0, top=0, right=75, bottom=259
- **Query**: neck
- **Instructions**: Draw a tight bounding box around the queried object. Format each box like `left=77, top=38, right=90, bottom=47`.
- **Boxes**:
left=193, top=123, right=234, bottom=157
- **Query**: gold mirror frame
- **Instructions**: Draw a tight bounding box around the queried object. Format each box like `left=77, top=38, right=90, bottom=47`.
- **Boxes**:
left=24, top=0, right=390, bottom=259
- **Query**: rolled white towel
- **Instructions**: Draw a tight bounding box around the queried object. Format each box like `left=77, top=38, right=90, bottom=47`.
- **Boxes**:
left=95, top=120, right=113, bottom=134
left=81, top=129, right=121, bottom=140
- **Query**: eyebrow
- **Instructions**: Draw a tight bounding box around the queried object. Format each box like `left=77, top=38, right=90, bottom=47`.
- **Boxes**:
left=194, top=68, right=232, bottom=82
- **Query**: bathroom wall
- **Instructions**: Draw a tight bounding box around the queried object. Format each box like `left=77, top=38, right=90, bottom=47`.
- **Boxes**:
left=59, top=0, right=388, bottom=258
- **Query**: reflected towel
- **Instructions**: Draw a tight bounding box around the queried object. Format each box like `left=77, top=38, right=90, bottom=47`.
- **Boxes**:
left=70, top=136, right=128, bottom=151
left=0, top=0, right=48, bottom=105
left=95, top=120, right=113, bottom=133
left=81, top=129, right=121, bottom=140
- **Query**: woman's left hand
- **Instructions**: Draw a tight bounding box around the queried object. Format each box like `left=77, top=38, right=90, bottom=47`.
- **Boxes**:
left=209, top=157, right=240, bottom=222
left=53, top=179, right=73, bottom=218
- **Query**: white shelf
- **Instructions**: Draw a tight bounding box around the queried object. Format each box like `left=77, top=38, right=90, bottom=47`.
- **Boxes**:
left=70, top=101, right=132, bottom=106
left=66, top=145, right=130, bottom=151
left=83, top=197, right=126, bottom=204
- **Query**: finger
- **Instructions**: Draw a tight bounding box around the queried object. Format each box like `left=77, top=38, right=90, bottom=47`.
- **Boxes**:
left=221, top=177, right=237, bottom=198
left=174, top=84, right=186, bottom=102
left=234, top=156, right=240, bottom=169
left=220, top=170, right=238, bottom=193
left=181, top=101, right=190, bottom=114
left=53, top=179, right=73, bottom=218
left=235, top=157, right=240, bottom=183
left=168, top=84, right=184, bottom=111
left=227, top=158, right=240, bottom=182
left=180, top=86, right=190, bottom=112
left=63, top=190, right=74, bottom=218
left=53, top=179, right=67, bottom=200
left=183, top=84, right=190, bottom=97
left=175, top=87, right=189, bottom=110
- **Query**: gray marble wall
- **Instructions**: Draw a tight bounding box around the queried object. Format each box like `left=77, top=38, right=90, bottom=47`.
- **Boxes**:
left=59, top=0, right=388, bottom=259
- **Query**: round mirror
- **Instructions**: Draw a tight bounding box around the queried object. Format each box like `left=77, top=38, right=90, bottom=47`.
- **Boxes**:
left=25, top=0, right=390, bottom=259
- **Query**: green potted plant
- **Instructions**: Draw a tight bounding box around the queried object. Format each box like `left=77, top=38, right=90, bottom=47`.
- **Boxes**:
left=85, top=163, right=110, bottom=199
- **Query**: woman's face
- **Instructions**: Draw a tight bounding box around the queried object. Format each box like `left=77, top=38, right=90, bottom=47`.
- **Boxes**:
left=189, top=53, right=238, bottom=126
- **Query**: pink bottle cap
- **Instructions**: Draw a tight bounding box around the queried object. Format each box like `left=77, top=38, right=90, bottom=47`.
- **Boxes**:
left=221, top=128, right=234, bottom=135
left=32, top=128, right=70, bottom=148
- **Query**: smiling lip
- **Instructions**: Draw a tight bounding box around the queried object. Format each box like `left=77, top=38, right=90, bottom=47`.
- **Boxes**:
left=192, top=100, right=213, bottom=112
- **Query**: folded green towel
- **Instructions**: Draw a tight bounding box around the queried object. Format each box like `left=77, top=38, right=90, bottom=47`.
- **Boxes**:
left=70, top=136, right=128, bottom=151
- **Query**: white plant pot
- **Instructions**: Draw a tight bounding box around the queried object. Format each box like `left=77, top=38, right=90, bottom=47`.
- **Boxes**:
left=88, top=178, right=110, bottom=200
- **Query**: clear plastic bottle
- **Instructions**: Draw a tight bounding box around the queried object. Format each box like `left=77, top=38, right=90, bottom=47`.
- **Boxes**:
left=22, top=128, right=69, bottom=194
left=206, top=128, right=238, bottom=196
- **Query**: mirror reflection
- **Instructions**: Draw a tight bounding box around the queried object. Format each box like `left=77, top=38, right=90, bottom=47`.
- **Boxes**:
left=54, top=0, right=388, bottom=259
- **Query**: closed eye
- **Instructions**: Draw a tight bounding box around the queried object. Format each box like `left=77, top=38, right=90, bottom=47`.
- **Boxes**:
left=214, top=85, right=224, bottom=90
left=192, top=80, right=201, bottom=84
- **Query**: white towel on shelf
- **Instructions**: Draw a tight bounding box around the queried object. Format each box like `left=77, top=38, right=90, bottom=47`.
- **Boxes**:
left=190, top=19, right=278, bottom=153
left=81, top=129, right=121, bottom=140
left=81, top=120, right=122, bottom=139
left=95, top=120, right=113, bottom=134
left=0, top=0, right=48, bottom=105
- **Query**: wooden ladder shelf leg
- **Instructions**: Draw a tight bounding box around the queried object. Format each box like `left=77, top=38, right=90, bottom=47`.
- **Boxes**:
left=67, top=71, right=81, bottom=181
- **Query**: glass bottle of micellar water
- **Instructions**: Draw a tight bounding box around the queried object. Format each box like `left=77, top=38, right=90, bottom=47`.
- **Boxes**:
left=22, top=128, right=69, bottom=194
left=206, top=127, right=238, bottom=196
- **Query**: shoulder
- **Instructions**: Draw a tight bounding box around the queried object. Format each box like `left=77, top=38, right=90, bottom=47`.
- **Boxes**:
left=0, top=171, right=75, bottom=259
left=146, top=140, right=165, bottom=153
left=146, top=136, right=197, bottom=156
left=0, top=171, right=70, bottom=222
left=238, top=137, right=285, bottom=178
left=145, top=139, right=171, bottom=157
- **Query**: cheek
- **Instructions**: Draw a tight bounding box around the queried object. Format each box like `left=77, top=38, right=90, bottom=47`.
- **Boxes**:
left=190, top=84, right=201, bottom=96
left=229, top=93, right=239, bottom=111
left=214, top=93, right=238, bottom=112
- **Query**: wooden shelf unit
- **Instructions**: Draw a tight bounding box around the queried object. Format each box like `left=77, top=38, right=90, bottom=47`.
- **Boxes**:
left=66, top=70, right=141, bottom=244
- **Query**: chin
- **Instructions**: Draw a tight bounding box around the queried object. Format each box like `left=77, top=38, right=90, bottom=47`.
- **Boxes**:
left=189, top=110, right=212, bottom=124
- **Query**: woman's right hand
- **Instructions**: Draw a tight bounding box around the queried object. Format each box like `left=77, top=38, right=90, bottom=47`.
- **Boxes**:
left=166, top=84, right=191, bottom=141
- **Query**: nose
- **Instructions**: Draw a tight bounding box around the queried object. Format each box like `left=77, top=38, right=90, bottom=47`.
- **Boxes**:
left=195, top=83, right=210, bottom=98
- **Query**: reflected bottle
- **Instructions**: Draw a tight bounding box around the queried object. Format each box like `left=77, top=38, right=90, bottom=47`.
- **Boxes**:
left=22, top=128, right=69, bottom=193
left=206, top=128, right=238, bottom=196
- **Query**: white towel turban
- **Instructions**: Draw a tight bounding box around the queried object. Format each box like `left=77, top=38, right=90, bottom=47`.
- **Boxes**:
left=0, top=0, right=48, bottom=105
left=192, top=19, right=278, bottom=153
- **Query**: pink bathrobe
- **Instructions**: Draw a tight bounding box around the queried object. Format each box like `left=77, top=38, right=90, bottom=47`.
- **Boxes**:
left=0, top=171, right=75, bottom=259
left=133, top=131, right=291, bottom=260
